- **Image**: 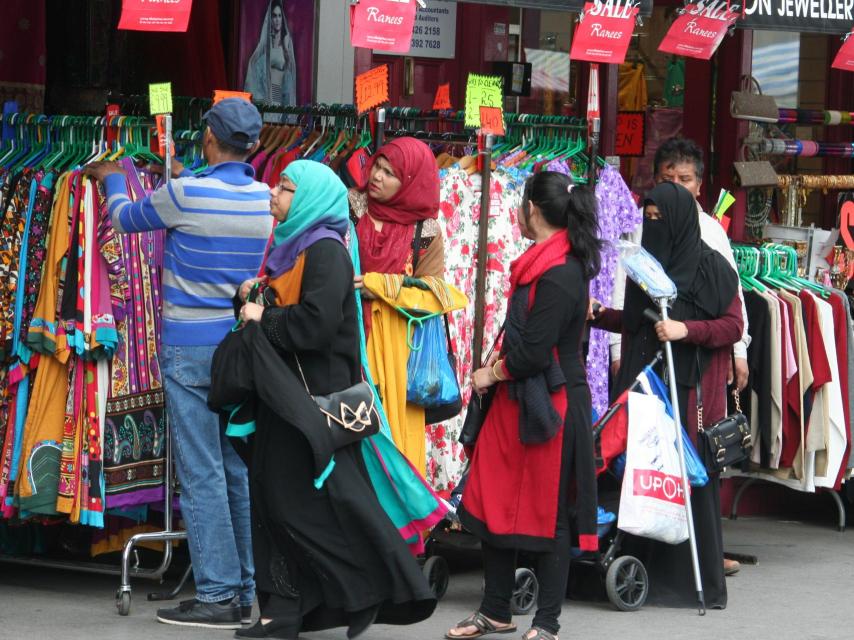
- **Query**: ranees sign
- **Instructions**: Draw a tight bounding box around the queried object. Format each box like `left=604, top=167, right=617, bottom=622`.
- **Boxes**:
left=570, top=0, right=640, bottom=64
left=351, top=0, right=417, bottom=53
left=658, top=1, right=741, bottom=60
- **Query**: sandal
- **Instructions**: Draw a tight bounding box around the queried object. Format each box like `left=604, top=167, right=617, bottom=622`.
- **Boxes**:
left=522, top=628, right=558, bottom=640
left=445, top=611, right=517, bottom=639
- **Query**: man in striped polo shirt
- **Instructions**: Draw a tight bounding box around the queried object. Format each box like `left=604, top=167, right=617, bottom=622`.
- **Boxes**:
left=85, top=98, right=271, bottom=630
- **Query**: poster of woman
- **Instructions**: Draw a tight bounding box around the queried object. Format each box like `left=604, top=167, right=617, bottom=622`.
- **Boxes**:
left=239, top=0, right=315, bottom=108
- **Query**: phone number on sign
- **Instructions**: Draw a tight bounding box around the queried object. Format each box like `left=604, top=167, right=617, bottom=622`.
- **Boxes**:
left=412, top=26, right=441, bottom=36
left=411, top=38, right=442, bottom=49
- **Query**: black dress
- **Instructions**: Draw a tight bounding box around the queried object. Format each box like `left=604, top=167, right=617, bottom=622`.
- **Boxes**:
left=211, top=239, right=436, bottom=637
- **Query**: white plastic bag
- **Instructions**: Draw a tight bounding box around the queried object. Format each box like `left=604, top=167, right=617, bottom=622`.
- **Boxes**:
left=618, top=391, right=689, bottom=545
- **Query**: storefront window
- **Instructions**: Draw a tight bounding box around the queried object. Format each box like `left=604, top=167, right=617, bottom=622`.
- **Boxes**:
left=751, top=31, right=800, bottom=108
left=517, top=9, right=573, bottom=115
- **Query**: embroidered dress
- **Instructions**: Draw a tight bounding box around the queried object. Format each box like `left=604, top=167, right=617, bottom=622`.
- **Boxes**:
left=101, top=164, right=166, bottom=508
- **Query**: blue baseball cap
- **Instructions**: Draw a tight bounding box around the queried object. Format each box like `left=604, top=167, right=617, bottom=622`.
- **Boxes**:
left=202, top=98, right=262, bottom=150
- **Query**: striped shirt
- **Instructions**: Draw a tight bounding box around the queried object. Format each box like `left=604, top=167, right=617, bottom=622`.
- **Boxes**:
left=104, top=162, right=272, bottom=346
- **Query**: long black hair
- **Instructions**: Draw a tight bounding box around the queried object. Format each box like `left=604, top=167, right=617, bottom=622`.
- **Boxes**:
left=521, top=171, right=602, bottom=280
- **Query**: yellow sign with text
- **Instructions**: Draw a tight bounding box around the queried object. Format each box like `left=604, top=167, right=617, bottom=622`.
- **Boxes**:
left=149, top=82, right=173, bottom=115
left=464, top=74, right=503, bottom=128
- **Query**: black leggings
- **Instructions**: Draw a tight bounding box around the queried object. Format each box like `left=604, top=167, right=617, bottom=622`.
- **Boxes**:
left=478, top=509, right=571, bottom=635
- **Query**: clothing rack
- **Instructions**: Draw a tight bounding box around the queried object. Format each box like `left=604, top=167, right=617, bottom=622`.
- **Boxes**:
left=726, top=242, right=852, bottom=530
left=0, top=109, right=188, bottom=616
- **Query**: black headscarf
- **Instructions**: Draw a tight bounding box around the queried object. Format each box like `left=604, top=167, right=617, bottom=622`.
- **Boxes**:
left=617, top=182, right=738, bottom=394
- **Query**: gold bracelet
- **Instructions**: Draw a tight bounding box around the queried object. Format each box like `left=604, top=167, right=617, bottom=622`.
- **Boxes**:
left=492, top=360, right=507, bottom=382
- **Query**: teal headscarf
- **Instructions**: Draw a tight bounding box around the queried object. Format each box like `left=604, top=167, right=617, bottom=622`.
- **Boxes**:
left=265, top=160, right=350, bottom=277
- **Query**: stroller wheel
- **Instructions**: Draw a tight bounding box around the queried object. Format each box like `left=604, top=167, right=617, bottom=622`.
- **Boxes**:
left=605, top=555, right=648, bottom=612
left=423, top=555, right=450, bottom=600
left=510, top=568, right=538, bottom=615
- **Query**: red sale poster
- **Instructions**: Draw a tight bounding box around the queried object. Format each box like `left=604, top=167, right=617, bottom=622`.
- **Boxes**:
left=658, top=2, right=739, bottom=60
left=351, top=0, right=417, bottom=53
left=117, top=0, right=193, bottom=32
left=570, top=1, right=639, bottom=65
left=831, top=30, right=854, bottom=73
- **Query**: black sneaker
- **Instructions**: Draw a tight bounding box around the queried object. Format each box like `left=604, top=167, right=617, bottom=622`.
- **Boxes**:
left=240, top=604, right=253, bottom=625
left=156, top=597, right=241, bottom=629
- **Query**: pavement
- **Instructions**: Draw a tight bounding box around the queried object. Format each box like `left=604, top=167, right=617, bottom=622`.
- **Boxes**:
left=0, top=516, right=852, bottom=640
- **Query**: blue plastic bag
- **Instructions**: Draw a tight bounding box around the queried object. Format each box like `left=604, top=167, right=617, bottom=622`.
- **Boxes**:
left=644, top=367, right=709, bottom=488
left=407, top=315, right=461, bottom=409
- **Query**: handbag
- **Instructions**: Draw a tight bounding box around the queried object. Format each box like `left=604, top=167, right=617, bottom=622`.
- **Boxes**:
left=695, top=355, right=752, bottom=473
left=409, top=220, right=463, bottom=425
left=730, top=76, right=778, bottom=123
left=294, top=355, right=381, bottom=450
left=458, top=326, right=504, bottom=447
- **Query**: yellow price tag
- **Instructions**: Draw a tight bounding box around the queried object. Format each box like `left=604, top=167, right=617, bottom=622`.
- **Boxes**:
left=149, top=82, right=173, bottom=115
left=464, top=74, right=503, bottom=129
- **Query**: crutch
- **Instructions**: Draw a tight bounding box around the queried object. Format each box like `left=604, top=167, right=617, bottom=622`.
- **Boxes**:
left=642, top=302, right=706, bottom=616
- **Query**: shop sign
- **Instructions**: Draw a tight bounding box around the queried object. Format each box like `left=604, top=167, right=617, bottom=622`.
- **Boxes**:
left=433, top=83, right=453, bottom=110
left=118, top=0, right=193, bottom=32
left=464, top=74, right=503, bottom=128
left=616, top=111, right=645, bottom=156
left=570, top=1, right=640, bottom=65
left=658, top=2, right=741, bottom=60
left=737, top=0, right=854, bottom=34
left=355, top=65, right=390, bottom=114
left=832, top=30, right=854, bottom=71
left=375, top=0, right=457, bottom=59
left=351, top=0, right=418, bottom=53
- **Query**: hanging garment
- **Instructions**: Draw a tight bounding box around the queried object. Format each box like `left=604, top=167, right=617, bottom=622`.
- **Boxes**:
left=618, top=63, right=648, bottom=111
left=428, top=166, right=531, bottom=491
left=589, top=165, right=642, bottom=416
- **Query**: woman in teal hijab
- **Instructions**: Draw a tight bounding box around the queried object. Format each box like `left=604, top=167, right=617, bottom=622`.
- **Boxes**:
left=230, top=159, right=437, bottom=638
left=264, top=159, right=350, bottom=278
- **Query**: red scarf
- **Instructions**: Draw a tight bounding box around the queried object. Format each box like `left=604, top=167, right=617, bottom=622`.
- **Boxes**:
left=509, top=231, right=572, bottom=306
left=356, top=138, right=440, bottom=274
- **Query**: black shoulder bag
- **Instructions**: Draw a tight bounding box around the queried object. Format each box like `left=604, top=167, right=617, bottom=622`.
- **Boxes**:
left=458, top=326, right=505, bottom=447
left=696, top=352, right=751, bottom=473
left=411, top=220, right=463, bottom=425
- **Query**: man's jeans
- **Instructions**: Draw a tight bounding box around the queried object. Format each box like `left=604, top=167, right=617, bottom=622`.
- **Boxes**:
left=161, top=344, right=255, bottom=606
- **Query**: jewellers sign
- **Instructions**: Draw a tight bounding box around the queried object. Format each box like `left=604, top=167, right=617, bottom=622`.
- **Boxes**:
left=570, top=0, right=640, bottom=64
left=738, top=0, right=854, bottom=34
left=658, top=2, right=741, bottom=60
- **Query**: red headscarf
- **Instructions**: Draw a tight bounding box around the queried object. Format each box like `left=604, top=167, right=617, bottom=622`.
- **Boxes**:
left=356, top=137, right=440, bottom=274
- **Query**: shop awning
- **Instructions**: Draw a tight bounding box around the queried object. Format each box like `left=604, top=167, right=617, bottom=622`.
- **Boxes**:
left=459, top=0, right=653, bottom=17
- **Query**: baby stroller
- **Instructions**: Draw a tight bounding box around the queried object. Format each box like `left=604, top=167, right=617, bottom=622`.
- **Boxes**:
left=422, top=478, right=542, bottom=616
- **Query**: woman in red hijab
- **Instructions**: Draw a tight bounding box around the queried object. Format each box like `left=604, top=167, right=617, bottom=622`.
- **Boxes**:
left=349, top=137, right=445, bottom=286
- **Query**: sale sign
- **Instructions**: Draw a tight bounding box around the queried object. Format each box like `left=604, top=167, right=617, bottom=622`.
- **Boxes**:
left=831, top=30, right=854, bottom=72
left=570, top=1, right=639, bottom=65
left=616, top=111, right=645, bottom=156
left=479, top=107, right=505, bottom=136
left=355, top=65, right=390, bottom=114
left=464, top=74, right=503, bottom=128
left=213, top=90, right=253, bottom=105
left=658, top=1, right=740, bottom=60
left=433, top=83, right=452, bottom=110
left=351, top=0, right=417, bottom=53
left=118, top=0, right=193, bottom=32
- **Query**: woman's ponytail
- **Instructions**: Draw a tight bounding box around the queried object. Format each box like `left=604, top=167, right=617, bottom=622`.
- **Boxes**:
left=523, top=171, right=602, bottom=280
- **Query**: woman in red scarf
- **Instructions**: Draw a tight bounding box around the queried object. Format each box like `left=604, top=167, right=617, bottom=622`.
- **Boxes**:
left=349, top=137, right=444, bottom=287
left=446, top=173, right=601, bottom=640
